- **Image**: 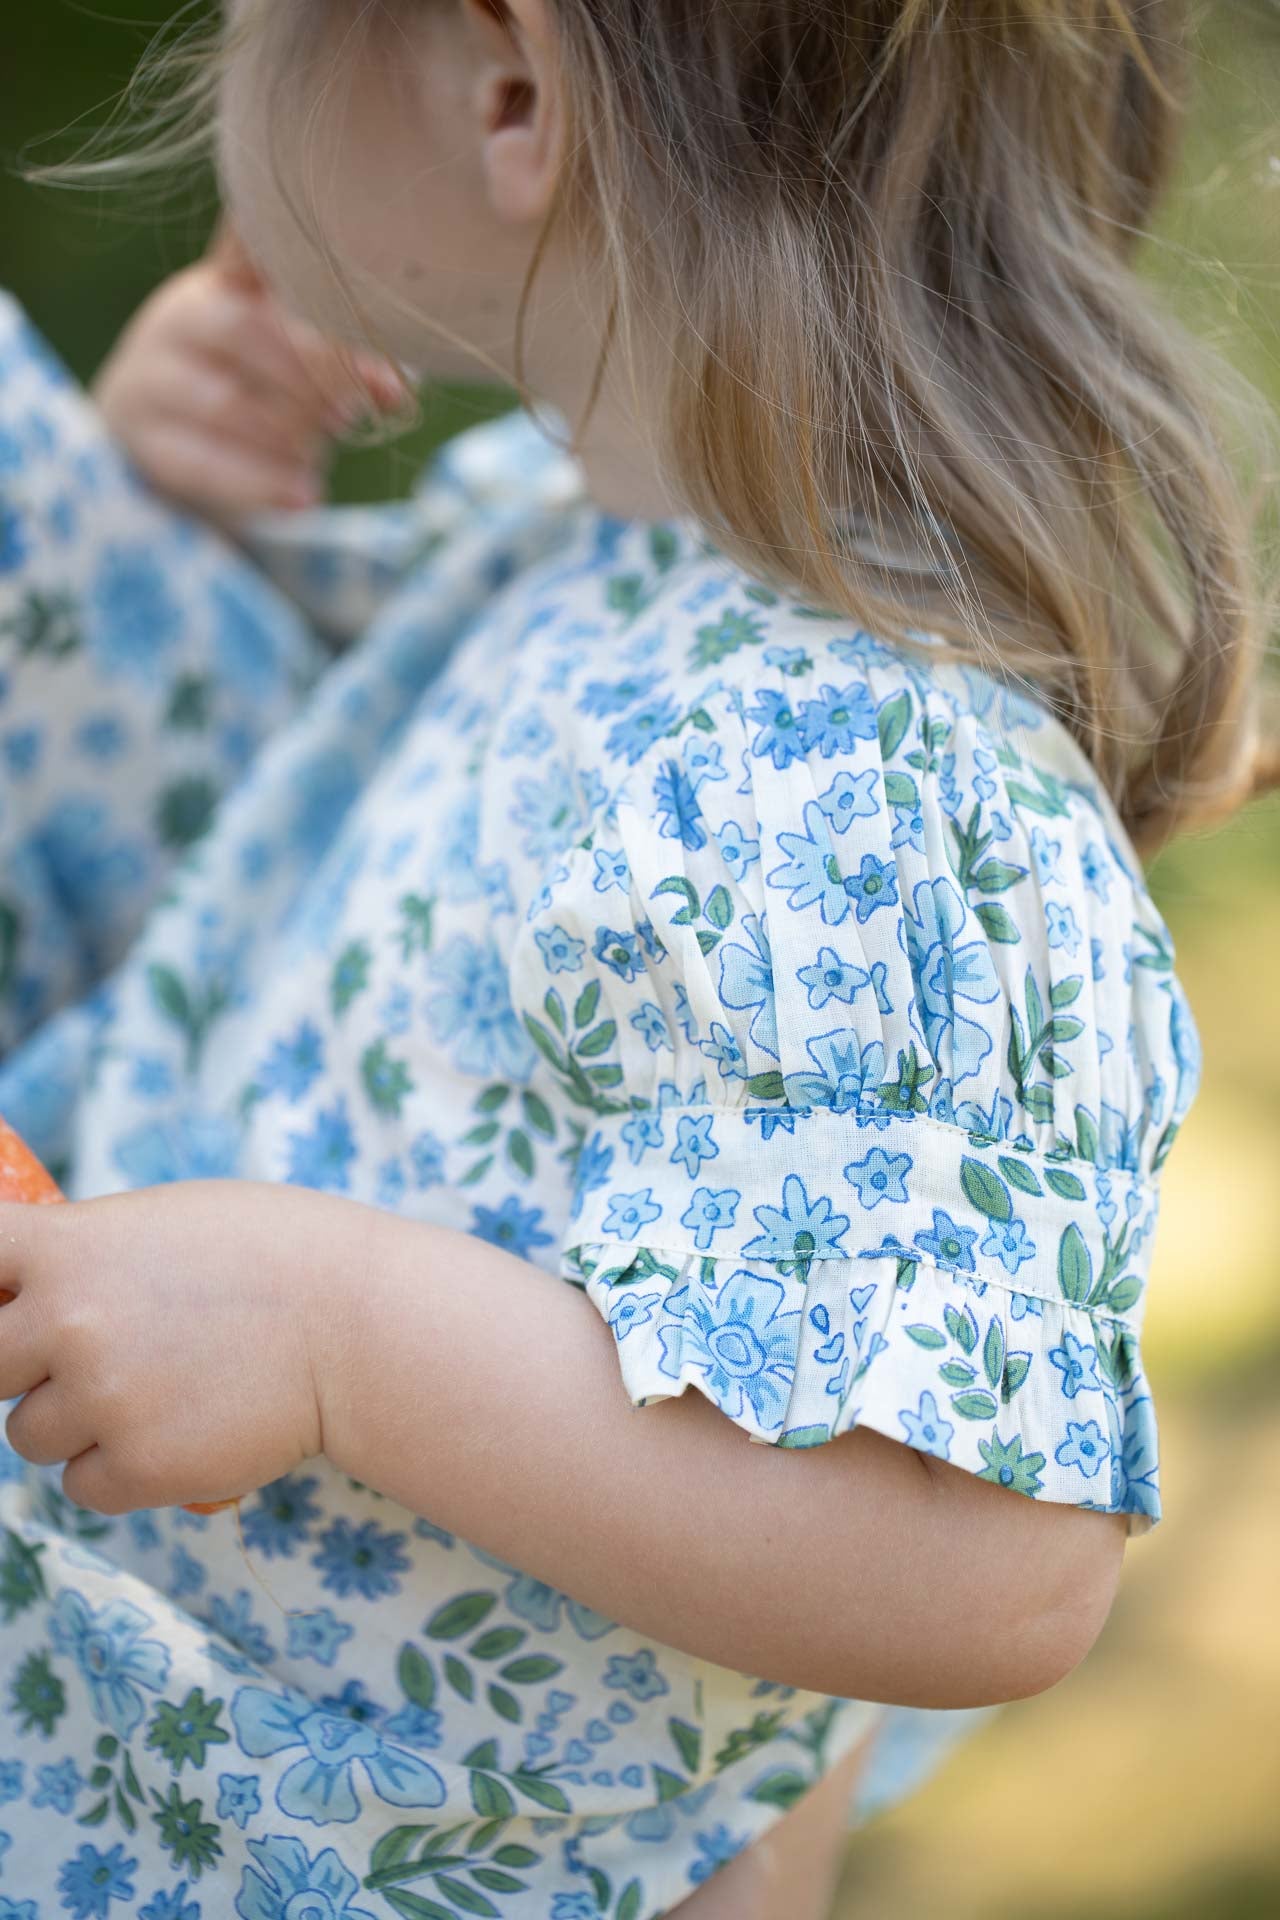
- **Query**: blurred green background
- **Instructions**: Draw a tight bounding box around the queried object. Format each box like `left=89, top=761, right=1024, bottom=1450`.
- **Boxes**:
left=2, top=5, right=1278, bottom=1916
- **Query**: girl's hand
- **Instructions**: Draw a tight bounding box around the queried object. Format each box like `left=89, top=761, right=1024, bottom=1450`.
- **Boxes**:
left=92, top=219, right=408, bottom=526
left=0, top=1180, right=347, bottom=1515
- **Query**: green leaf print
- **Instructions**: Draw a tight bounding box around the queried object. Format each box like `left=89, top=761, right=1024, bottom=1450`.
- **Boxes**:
left=164, top=673, right=215, bottom=731
left=748, top=1769, right=811, bottom=1812
left=145, top=1688, right=230, bottom=1775
left=616, top=1882, right=644, bottom=1920
left=399, top=1643, right=437, bottom=1710
left=1043, top=1167, right=1087, bottom=1202
left=426, top=1592, right=497, bottom=1640
left=1001, top=1352, right=1032, bottom=1401
left=1107, top=1274, right=1143, bottom=1313
left=155, top=775, right=218, bottom=850
left=974, top=901, right=1020, bottom=944
left=362, top=1038, right=415, bottom=1116
left=1, top=587, right=80, bottom=658
left=8, top=1648, right=64, bottom=1736
left=1057, top=1222, right=1093, bottom=1304
left=396, top=893, right=436, bottom=962
left=0, top=897, right=20, bottom=1003
left=688, top=607, right=767, bottom=669
left=952, top=1390, right=999, bottom=1421
left=651, top=875, right=700, bottom=925
left=499, top=1656, right=563, bottom=1685
left=959, top=1156, right=1012, bottom=1222
left=469, top=1628, right=525, bottom=1662
left=939, top=1361, right=977, bottom=1387
left=906, top=1323, right=946, bottom=1350
left=0, top=1527, right=47, bottom=1622
left=469, top=1773, right=517, bottom=1822
left=998, top=1154, right=1043, bottom=1196
left=331, top=939, right=372, bottom=1017
left=668, top=1716, right=703, bottom=1775
left=983, top=1318, right=1006, bottom=1390
left=944, top=1302, right=978, bottom=1354
left=150, top=1782, right=223, bottom=1877
left=883, top=769, right=918, bottom=808
left=876, top=689, right=912, bottom=761
left=746, top=1070, right=786, bottom=1101
left=486, top=1684, right=521, bottom=1723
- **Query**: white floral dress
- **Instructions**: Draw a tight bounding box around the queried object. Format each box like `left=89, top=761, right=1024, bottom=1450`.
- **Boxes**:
left=0, top=295, right=1198, bottom=1920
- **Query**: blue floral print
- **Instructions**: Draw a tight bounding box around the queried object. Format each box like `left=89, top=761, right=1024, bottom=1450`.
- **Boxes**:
left=0, top=296, right=1197, bottom=1910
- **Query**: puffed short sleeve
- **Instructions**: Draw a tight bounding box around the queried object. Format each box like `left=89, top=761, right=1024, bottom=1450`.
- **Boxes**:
left=511, top=640, right=1199, bottom=1535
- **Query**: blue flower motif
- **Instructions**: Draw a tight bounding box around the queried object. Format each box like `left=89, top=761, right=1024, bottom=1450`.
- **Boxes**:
left=628, top=1003, right=670, bottom=1054
left=470, top=1197, right=554, bottom=1259
left=606, top=697, right=681, bottom=765
left=0, top=504, right=29, bottom=575
left=844, top=1148, right=912, bottom=1210
left=87, top=545, right=181, bottom=680
left=797, top=945, right=870, bottom=1010
left=311, top=1519, right=410, bottom=1602
left=285, top=1097, right=357, bottom=1192
left=33, top=1758, right=84, bottom=1814
left=208, top=1590, right=276, bottom=1668
left=424, top=935, right=534, bottom=1078
left=0, top=1897, right=37, bottom=1920
left=744, top=1174, right=850, bottom=1266
left=657, top=1269, right=802, bottom=1431
left=1080, top=841, right=1112, bottom=902
left=653, top=760, right=707, bottom=850
left=700, top=1019, right=748, bottom=1081
left=798, top=680, right=879, bottom=757
left=592, top=926, right=645, bottom=984
left=49, top=1592, right=170, bottom=1741
left=592, top=847, right=630, bottom=893
left=1049, top=1331, right=1103, bottom=1399
left=607, top=1290, right=661, bottom=1340
left=680, top=1186, right=741, bottom=1249
left=980, top=1217, right=1037, bottom=1274
left=902, top=877, right=1000, bottom=1083
left=913, top=1208, right=979, bottom=1274
left=286, top=1609, right=355, bottom=1669
left=1030, top=827, right=1062, bottom=885
left=241, top=1474, right=323, bottom=1560
left=1046, top=901, right=1082, bottom=954
left=139, top=1884, right=200, bottom=1920
left=1055, top=1419, right=1110, bottom=1479
left=717, top=915, right=778, bottom=1057
left=218, top=1772, right=263, bottom=1830
left=689, top=1823, right=749, bottom=1885
left=846, top=852, right=899, bottom=922
left=816, top=767, right=880, bottom=834
left=382, top=1704, right=443, bottom=1750
left=408, top=1131, right=446, bottom=1189
left=235, top=1834, right=377, bottom=1919
left=746, top=688, right=805, bottom=769
left=56, top=1842, right=137, bottom=1918
left=535, top=924, right=585, bottom=973
left=257, top=1020, right=326, bottom=1102
left=0, top=1765, right=20, bottom=1807
left=602, top=1188, right=663, bottom=1242
left=551, top=1897, right=598, bottom=1920
left=603, top=1650, right=668, bottom=1702
left=231, top=1685, right=445, bottom=1825
left=113, top=1111, right=241, bottom=1188
left=900, top=1390, right=955, bottom=1459
left=716, top=819, right=760, bottom=879
left=670, top=1112, right=717, bottom=1177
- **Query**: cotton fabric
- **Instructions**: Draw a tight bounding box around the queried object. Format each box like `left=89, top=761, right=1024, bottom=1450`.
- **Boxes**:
left=0, top=297, right=1197, bottom=1917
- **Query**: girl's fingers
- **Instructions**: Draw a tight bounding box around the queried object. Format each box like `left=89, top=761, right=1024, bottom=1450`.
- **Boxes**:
left=134, top=420, right=323, bottom=517
left=172, top=357, right=331, bottom=465
left=5, top=1384, right=95, bottom=1470
left=62, top=1446, right=128, bottom=1519
left=0, top=1301, right=50, bottom=1407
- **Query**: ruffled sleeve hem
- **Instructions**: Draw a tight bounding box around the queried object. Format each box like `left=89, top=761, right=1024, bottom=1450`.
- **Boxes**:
left=563, top=1234, right=1160, bottom=1537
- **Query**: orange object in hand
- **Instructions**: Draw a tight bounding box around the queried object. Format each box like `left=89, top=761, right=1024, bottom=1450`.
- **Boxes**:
left=0, top=1115, right=237, bottom=1516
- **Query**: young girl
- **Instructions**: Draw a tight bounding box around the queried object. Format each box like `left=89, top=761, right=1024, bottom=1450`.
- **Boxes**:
left=0, top=1, right=1272, bottom=1915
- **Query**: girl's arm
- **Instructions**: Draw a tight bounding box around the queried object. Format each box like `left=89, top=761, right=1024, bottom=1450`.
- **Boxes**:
left=313, top=1207, right=1127, bottom=1712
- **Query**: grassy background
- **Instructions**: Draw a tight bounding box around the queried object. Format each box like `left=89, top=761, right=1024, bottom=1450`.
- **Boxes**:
left=2, top=6, right=1279, bottom=1916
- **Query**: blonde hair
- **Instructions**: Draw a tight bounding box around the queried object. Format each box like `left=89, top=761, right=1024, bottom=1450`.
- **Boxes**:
left=40, top=0, right=1279, bottom=855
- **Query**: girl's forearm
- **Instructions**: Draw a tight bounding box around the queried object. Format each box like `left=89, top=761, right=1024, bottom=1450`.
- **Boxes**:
left=310, top=1198, right=1126, bottom=1709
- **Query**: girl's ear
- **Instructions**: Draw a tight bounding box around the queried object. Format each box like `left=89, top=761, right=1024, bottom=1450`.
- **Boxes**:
left=461, top=0, right=564, bottom=227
